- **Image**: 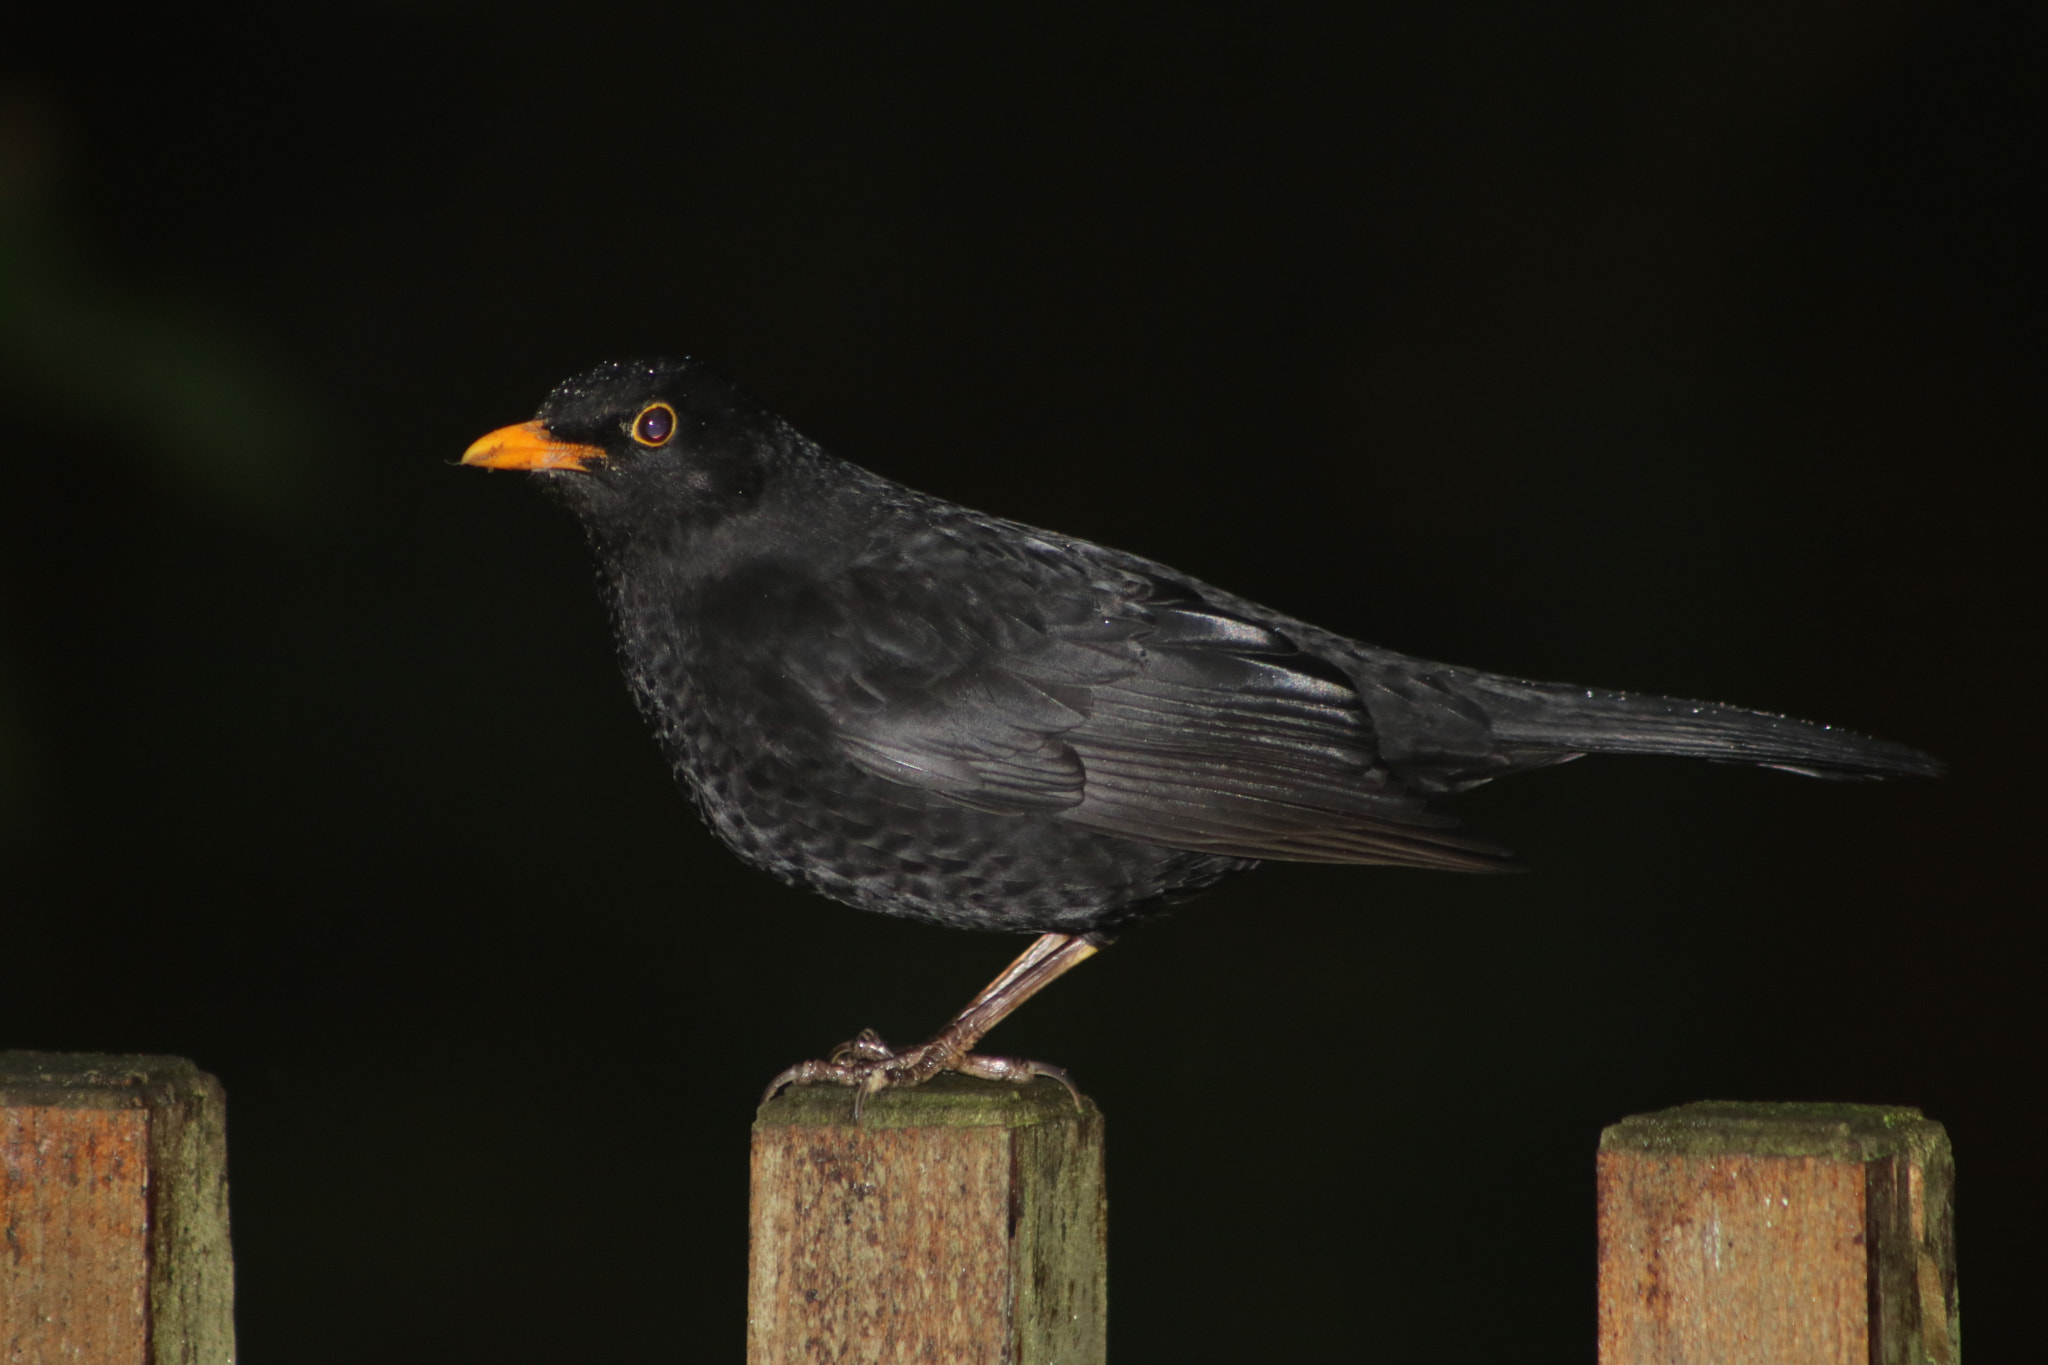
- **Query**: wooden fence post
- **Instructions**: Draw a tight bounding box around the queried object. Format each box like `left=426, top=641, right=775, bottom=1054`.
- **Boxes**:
left=0, top=1051, right=235, bottom=1365
left=1597, top=1100, right=1957, bottom=1365
left=749, top=1073, right=1105, bottom=1365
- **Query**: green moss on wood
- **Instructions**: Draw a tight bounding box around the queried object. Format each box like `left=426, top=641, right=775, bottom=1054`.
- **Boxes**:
left=754, top=1071, right=1097, bottom=1131
left=1, top=1051, right=236, bottom=1364
left=1601, top=1100, right=1947, bottom=1163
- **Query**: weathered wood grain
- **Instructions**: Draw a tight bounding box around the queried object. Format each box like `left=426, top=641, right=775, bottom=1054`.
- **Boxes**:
left=1598, top=1101, right=1956, bottom=1365
left=750, top=1075, right=1105, bottom=1365
left=1, top=1052, right=234, bottom=1365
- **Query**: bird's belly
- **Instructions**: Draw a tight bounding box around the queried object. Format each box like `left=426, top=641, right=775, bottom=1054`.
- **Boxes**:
left=675, top=724, right=1248, bottom=933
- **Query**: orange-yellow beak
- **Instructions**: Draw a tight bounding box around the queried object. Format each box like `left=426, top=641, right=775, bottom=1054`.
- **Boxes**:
left=460, top=420, right=606, bottom=472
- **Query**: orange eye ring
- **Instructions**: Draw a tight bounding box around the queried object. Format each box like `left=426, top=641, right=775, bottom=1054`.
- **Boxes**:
left=630, top=402, right=677, bottom=447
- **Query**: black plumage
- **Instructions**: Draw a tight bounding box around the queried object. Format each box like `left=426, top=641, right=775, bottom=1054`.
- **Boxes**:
left=464, top=357, right=1938, bottom=1097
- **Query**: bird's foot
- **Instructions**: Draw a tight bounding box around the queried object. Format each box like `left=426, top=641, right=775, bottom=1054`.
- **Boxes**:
left=762, top=1027, right=1078, bottom=1118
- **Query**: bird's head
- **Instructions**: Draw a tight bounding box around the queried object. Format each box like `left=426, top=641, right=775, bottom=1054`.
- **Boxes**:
left=461, top=358, right=787, bottom=532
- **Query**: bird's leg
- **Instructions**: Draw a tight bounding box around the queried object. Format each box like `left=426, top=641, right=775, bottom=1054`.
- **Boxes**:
left=763, top=931, right=1104, bottom=1110
left=892, top=931, right=1101, bottom=1086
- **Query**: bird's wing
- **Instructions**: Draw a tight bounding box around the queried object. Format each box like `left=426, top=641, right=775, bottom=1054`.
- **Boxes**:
left=786, top=528, right=1507, bottom=872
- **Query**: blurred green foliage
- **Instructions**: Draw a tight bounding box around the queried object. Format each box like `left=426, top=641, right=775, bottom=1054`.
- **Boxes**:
left=0, top=86, right=320, bottom=825
left=0, top=87, right=316, bottom=513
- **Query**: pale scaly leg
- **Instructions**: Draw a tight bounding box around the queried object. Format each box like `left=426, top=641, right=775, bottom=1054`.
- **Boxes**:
left=763, top=931, right=1105, bottom=1114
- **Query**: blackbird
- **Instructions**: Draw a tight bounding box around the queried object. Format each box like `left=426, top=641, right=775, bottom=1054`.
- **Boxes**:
left=464, top=357, right=1938, bottom=1104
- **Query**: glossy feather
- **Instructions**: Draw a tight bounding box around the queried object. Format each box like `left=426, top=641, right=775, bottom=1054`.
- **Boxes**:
left=502, top=358, right=1937, bottom=934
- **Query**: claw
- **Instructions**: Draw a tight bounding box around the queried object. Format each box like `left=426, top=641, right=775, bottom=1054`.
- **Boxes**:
left=759, top=932, right=1101, bottom=1114
left=761, top=1034, right=1081, bottom=1114
left=760, top=1057, right=844, bottom=1105
left=829, top=1029, right=893, bottom=1065
left=954, top=1054, right=1085, bottom=1109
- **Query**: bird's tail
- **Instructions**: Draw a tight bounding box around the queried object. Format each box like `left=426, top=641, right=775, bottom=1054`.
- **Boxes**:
left=1460, top=674, right=1942, bottom=779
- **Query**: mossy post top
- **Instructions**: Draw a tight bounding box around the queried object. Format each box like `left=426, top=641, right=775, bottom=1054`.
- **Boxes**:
left=755, top=1073, right=1098, bottom=1131
left=0, top=1050, right=213, bottom=1110
left=1600, top=1100, right=1948, bottom=1163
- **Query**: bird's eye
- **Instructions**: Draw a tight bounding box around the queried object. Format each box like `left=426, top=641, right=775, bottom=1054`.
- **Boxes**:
left=630, top=402, right=677, bottom=447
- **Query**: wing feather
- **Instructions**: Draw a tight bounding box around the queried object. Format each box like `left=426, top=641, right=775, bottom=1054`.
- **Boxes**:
left=802, top=548, right=1508, bottom=869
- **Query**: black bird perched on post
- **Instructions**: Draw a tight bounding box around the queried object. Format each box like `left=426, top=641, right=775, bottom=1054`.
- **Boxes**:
left=464, top=358, right=1938, bottom=1103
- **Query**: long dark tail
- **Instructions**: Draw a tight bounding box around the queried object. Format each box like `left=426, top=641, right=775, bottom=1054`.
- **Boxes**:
left=1462, top=674, right=1942, bottom=779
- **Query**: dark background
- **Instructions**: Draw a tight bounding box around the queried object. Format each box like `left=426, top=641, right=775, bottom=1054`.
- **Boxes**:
left=3, top=4, right=2038, bottom=1359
